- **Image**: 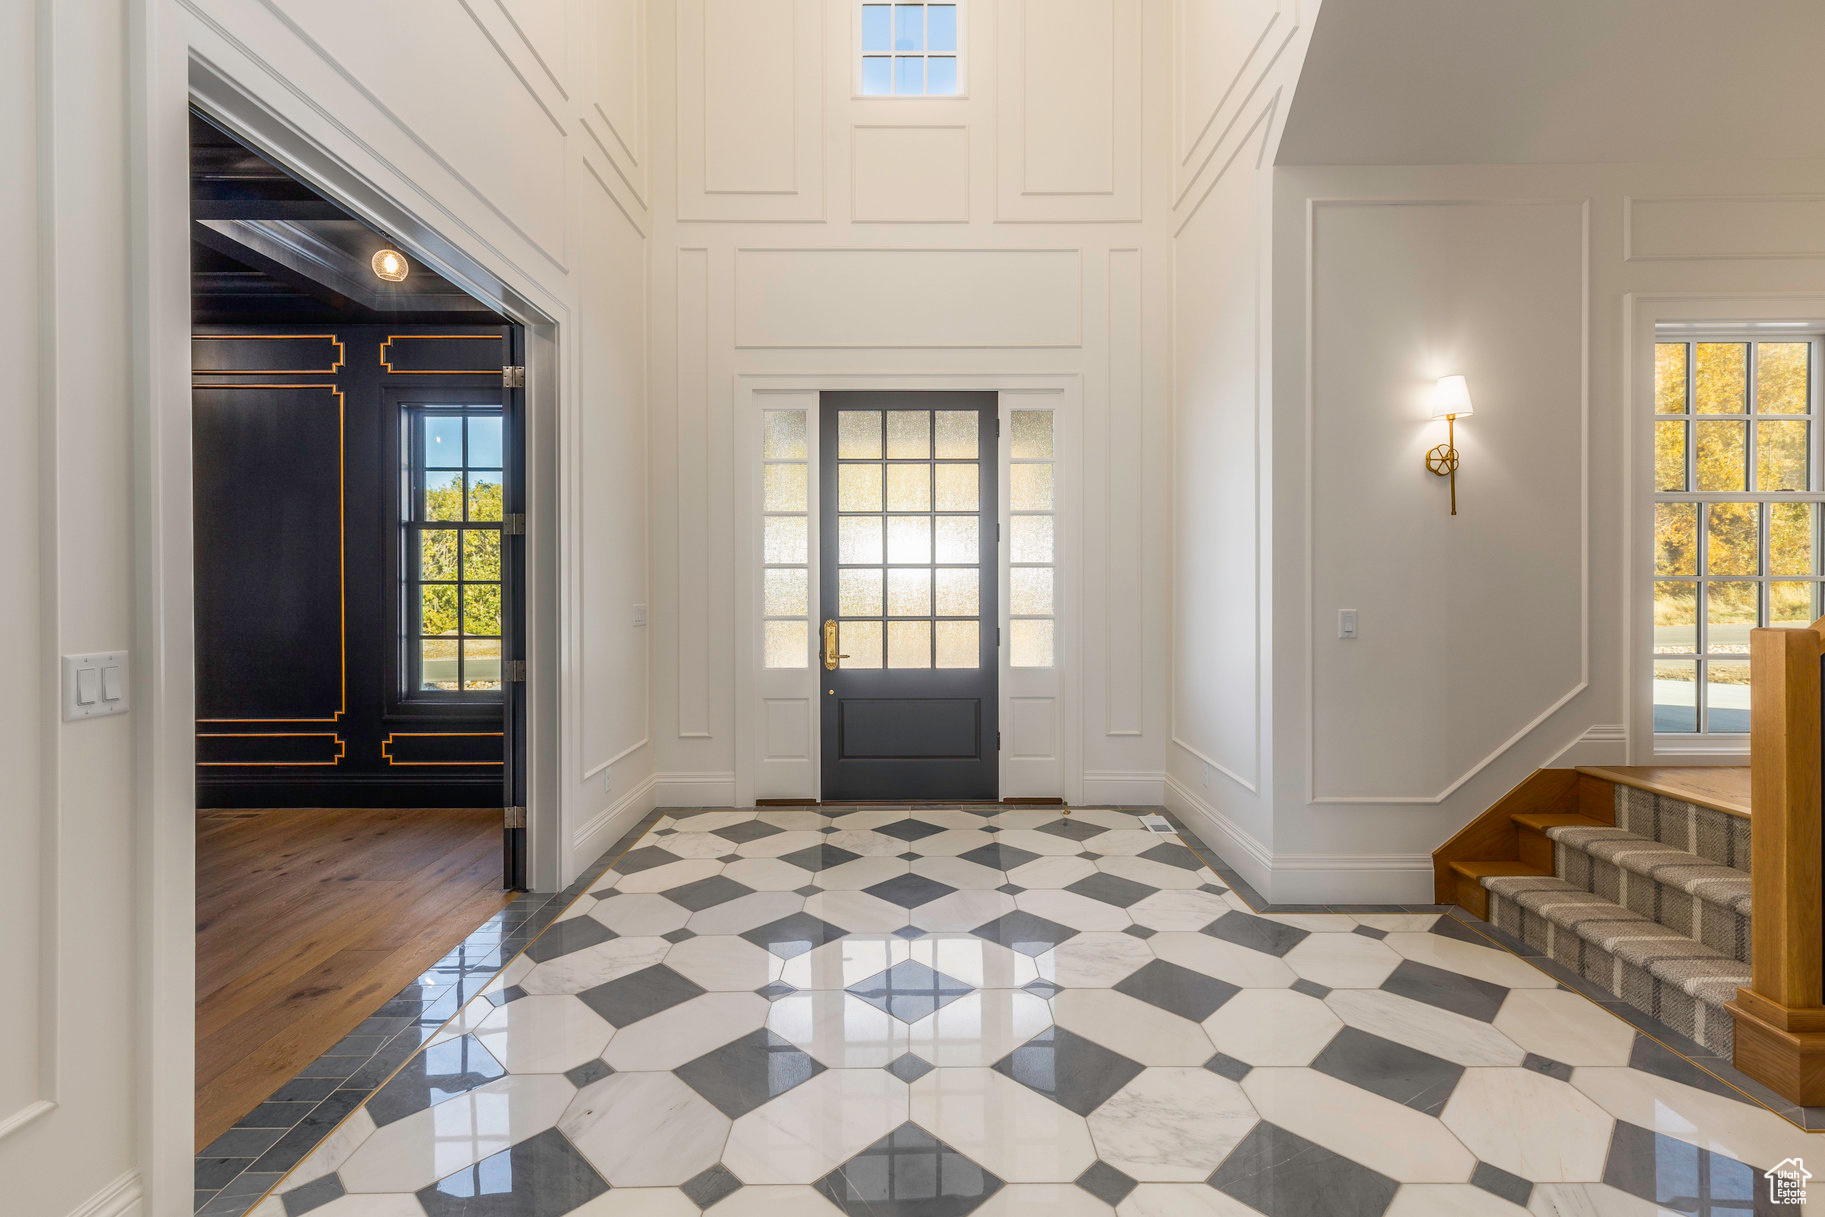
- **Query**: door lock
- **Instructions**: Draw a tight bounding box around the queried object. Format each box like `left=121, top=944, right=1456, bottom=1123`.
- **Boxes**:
left=822, top=619, right=850, bottom=671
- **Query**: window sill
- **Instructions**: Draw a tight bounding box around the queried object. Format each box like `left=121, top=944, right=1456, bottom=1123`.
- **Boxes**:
left=1651, top=732, right=1749, bottom=765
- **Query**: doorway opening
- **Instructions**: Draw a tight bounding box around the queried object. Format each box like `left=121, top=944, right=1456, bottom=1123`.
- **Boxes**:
left=188, top=112, right=529, bottom=1153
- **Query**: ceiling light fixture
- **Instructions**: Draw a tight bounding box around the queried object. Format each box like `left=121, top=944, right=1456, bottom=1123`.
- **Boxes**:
left=371, top=248, right=409, bottom=282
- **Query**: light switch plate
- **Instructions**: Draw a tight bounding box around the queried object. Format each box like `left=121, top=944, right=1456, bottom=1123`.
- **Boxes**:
left=63, top=651, right=129, bottom=721
left=633, top=604, right=648, bottom=627
left=1338, top=609, right=1359, bottom=640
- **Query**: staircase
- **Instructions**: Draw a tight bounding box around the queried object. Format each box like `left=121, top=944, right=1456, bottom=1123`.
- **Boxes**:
left=1435, top=767, right=1752, bottom=1056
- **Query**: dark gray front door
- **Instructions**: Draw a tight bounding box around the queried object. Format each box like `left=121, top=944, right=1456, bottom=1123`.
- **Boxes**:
left=820, top=392, right=998, bottom=801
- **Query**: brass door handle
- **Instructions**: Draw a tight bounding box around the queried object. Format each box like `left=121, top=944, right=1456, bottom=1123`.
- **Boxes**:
left=822, top=619, right=849, bottom=670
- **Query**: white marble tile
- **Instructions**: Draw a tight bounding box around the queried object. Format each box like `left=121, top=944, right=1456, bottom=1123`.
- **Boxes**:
left=568, top=1187, right=703, bottom=1217
left=665, top=934, right=785, bottom=990
left=1051, top=988, right=1214, bottom=1066
left=756, top=810, right=827, bottom=831
left=1069, top=810, right=1147, bottom=831
left=272, top=1197, right=429, bottom=1217
left=1032, top=931, right=1155, bottom=988
left=906, top=989, right=1055, bottom=1067
left=815, top=856, right=911, bottom=890
left=1241, top=1068, right=1476, bottom=1183
left=659, top=832, right=738, bottom=859
left=589, top=893, right=694, bottom=936
left=614, top=858, right=726, bottom=894
left=1015, top=889, right=1132, bottom=932
left=829, top=809, right=909, bottom=830
left=911, top=889, right=1017, bottom=933
left=279, top=1108, right=376, bottom=1189
left=1570, top=1066, right=1817, bottom=1170
left=338, top=1073, right=576, bottom=1192
left=557, top=895, right=599, bottom=922
left=702, top=1186, right=845, bottom=1216
left=911, top=829, right=1000, bottom=857
left=687, top=892, right=807, bottom=936
left=1094, top=855, right=1205, bottom=890
left=1083, top=829, right=1163, bottom=856
left=561, top=1071, right=731, bottom=1186
left=1324, top=988, right=1526, bottom=1067
left=734, top=829, right=828, bottom=859
left=992, top=810, right=1066, bottom=830
left=910, top=1067, right=1099, bottom=1183
left=824, top=828, right=910, bottom=856
left=603, top=992, right=770, bottom=1070
left=767, top=990, right=910, bottom=1067
left=1086, top=1067, right=1259, bottom=1182
left=1491, top=989, right=1636, bottom=1066
left=909, top=933, right=1041, bottom=988
left=521, top=936, right=673, bottom=996
left=1255, top=912, right=1359, bottom=932
left=720, top=1067, right=909, bottom=1183
left=1126, top=891, right=1232, bottom=932
left=672, top=811, right=757, bottom=832
left=1007, top=855, right=1100, bottom=890
left=473, top=994, right=614, bottom=1074
left=912, top=855, right=1009, bottom=890
left=915, top=810, right=996, bottom=831
left=245, top=1200, right=285, bottom=1217
left=1201, top=988, right=1342, bottom=1066
left=1116, top=1185, right=1267, bottom=1217
left=778, top=933, right=907, bottom=990
left=1441, top=1068, right=1612, bottom=1182
left=1525, top=1183, right=1670, bottom=1217
left=1382, top=932, right=1557, bottom=989
left=1147, top=931, right=1297, bottom=989
left=722, top=857, right=819, bottom=891
left=425, top=996, right=495, bottom=1049
left=804, top=888, right=912, bottom=933
left=1352, top=914, right=1441, bottom=932
left=994, top=828, right=1090, bottom=857
left=1282, top=932, right=1401, bottom=988
left=1386, top=1184, right=1530, bottom=1216
left=973, top=1183, right=1123, bottom=1217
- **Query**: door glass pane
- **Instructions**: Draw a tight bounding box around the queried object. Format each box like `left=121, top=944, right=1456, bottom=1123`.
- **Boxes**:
left=1011, top=567, right=1054, bottom=616
left=1706, top=503, right=1760, bottom=575
left=1695, top=342, right=1747, bottom=413
left=764, top=463, right=809, bottom=512
left=839, top=411, right=883, bottom=459
left=765, top=620, right=808, bottom=669
left=841, top=620, right=883, bottom=669
left=861, top=4, right=892, bottom=51
left=927, top=4, right=957, bottom=51
left=888, top=620, right=931, bottom=668
left=467, top=416, right=503, bottom=467
left=464, top=530, right=501, bottom=580
left=468, top=472, right=504, bottom=521
left=1653, top=659, right=1697, bottom=732
left=1011, top=515, right=1054, bottom=563
left=1756, top=420, right=1808, bottom=491
left=1653, top=581, right=1696, bottom=653
left=463, top=639, right=502, bottom=690
left=766, top=515, right=810, bottom=564
left=462, top=583, right=502, bottom=636
left=1010, top=463, right=1054, bottom=511
left=420, top=529, right=459, bottom=580
left=935, top=567, right=978, bottom=617
left=1705, top=581, right=1756, bottom=654
left=1010, top=619, right=1053, bottom=668
left=840, top=516, right=883, bottom=564
left=425, top=416, right=464, bottom=463
left=1707, top=659, right=1750, bottom=731
left=425, top=470, right=464, bottom=521
left=1655, top=503, right=1697, bottom=576
left=894, top=3, right=923, bottom=49
left=1011, top=410, right=1054, bottom=458
left=926, top=55, right=958, bottom=94
left=1694, top=421, right=1745, bottom=491
left=935, top=464, right=978, bottom=511
left=1654, top=344, right=1687, bottom=414
left=935, top=620, right=976, bottom=668
left=1770, top=502, right=1815, bottom=576
left=886, top=411, right=930, bottom=459
left=887, top=568, right=932, bottom=616
left=1759, top=342, right=1810, bottom=414
left=1654, top=420, right=1687, bottom=491
left=421, top=639, right=459, bottom=690
left=840, top=463, right=884, bottom=512
left=887, top=463, right=932, bottom=512
left=887, top=516, right=931, bottom=564
left=765, top=567, right=809, bottom=617
left=934, top=411, right=976, bottom=458
left=894, top=55, right=923, bottom=94
left=1770, top=581, right=1818, bottom=626
left=861, top=55, right=892, bottom=94
left=935, top=517, right=976, bottom=563
left=763, top=409, right=808, bottom=460
left=839, top=568, right=884, bottom=617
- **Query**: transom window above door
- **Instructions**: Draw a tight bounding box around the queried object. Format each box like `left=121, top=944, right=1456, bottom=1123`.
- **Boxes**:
left=858, top=2, right=962, bottom=95
left=404, top=407, right=504, bottom=695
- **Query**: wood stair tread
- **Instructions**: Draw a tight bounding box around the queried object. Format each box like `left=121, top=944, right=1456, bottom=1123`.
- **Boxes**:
left=1574, top=765, right=1750, bottom=820
left=1448, top=859, right=1551, bottom=880
left=1511, top=812, right=1606, bottom=832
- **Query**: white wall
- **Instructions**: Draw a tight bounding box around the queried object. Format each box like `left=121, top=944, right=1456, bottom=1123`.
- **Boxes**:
left=647, top=0, right=1174, bottom=806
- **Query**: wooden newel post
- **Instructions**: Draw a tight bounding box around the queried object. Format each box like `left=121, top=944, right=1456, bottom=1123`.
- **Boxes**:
left=1728, top=620, right=1825, bottom=1103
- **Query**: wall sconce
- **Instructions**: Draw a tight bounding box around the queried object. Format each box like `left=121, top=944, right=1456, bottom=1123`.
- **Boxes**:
left=1426, top=374, right=1474, bottom=516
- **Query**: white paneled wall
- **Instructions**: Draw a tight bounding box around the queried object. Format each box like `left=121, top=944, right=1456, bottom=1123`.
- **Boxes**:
left=650, top=0, right=1173, bottom=806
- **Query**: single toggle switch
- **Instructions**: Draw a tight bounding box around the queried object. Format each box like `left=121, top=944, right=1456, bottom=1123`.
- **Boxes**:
left=101, top=664, right=123, bottom=702
left=76, top=668, right=99, bottom=705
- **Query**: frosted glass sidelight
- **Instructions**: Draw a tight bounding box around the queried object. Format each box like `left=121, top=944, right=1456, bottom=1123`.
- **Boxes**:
left=840, top=568, right=885, bottom=617
left=887, top=463, right=932, bottom=512
left=840, top=516, right=884, bottom=565
left=888, top=568, right=932, bottom=617
left=888, top=620, right=932, bottom=668
left=935, top=516, right=976, bottom=564
left=1010, top=619, right=1054, bottom=668
left=765, top=515, right=809, bottom=564
left=765, top=619, right=808, bottom=669
left=1011, top=566, right=1054, bottom=617
left=840, top=463, right=884, bottom=512
left=839, top=411, right=883, bottom=459
left=764, top=567, right=809, bottom=617
left=1010, top=463, right=1054, bottom=511
left=764, top=463, right=808, bottom=512
left=934, top=567, right=978, bottom=617
left=842, top=620, right=883, bottom=669
left=1010, top=410, right=1054, bottom=459
left=887, top=516, right=932, bottom=565
left=934, top=410, right=976, bottom=458
left=1010, top=515, right=1053, bottom=564
left=886, top=410, right=931, bottom=459
left=935, top=619, right=977, bottom=668
left=763, top=410, right=808, bottom=460
left=934, top=463, right=978, bottom=512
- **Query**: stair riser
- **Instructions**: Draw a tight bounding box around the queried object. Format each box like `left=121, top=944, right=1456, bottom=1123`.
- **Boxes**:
left=1615, top=785, right=1750, bottom=869
left=1556, top=842, right=1750, bottom=964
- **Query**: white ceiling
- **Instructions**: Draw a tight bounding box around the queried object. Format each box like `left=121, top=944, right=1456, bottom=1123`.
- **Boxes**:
left=1278, top=0, right=1825, bottom=166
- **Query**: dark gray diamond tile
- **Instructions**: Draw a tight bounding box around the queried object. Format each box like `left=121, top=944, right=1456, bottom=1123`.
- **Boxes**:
left=662, top=927, right=697, bottom=943
left=661, top=874, right=756, bottom=912
left=865, top=873, right=959, bottom=910
left=1431, top=915, right=1493, bottom=946
left=899, top=851, right=921, bottom=861
left=564, top=1059, right=613, bottom=1089
left=1380, top=959, right=1509, bottom=1023
left=417, top=1127, right=608, bottom=1217
left=681, top=1163, right=744, bottom=1209
left=779, top=843, right=863, bottom=873
left=1022, top=979, right=1063, bottom=999
left=1203, top=911, right=1310, bottom=957
left=996, top=883, right=1024, bottom=895
left=675, top=1028, right=826, bottom=1119
left=1138, top=841, right=1204, bottom=871
left=607, top=845, right=683, bottom=876
left=1521, top=1053, right=1573, bottom=1083
left=1205, top=1052, right=1253, bottom=1082
left=756, top=981, right=798, bottom=1001
left=742, top=911, right=850, bottom=959
left=1123, top=925, right=1157, bottom=939
left=992, top=1026, right=1144, bottom=1117
left=365, top=1035, right=506, bottom=1128
left=878, top=818, right=947, bottom=843
left=849, top=960, right=974, bottom=1023
left=577, top=964, right=706, bottom=1027
left=1064, top=872, right=1157, bottom=909
left=717, top=854, right=743, bottom=863
left=712, top=819, right=786, bottom=844
left=1198, top=882, right=1230, bottom=896
left=1471, top=1160, right=1533, bottom=1207
left=522, top=917, right=616, bottom=963
left=1310, top=1027, right=1465, bottom=1116
left=884, top=1053, right=935, bottom=1084
left=1113, top=959, right=1239, bottom=1022
left=1076, top=851, right=1101, bottom=860
left=1290, top=979, right=1332, bottom=1000
left=1353, top=925, right=1389, bottom=940
left=1035, top=817, right=1104, bottom=842
left=484, top=984, right=530, bottom=1008
left=795, top=885, right=823, bottom=897
left=279, top=1175, right=344, bottom=1217
left=893, top=926, right=926, bottom=941
left=1075, top=1160, right=1137, bottom=1206
left=814, top=1123, right=1003, bottom=1217
left=1602, top=1120, right=1766, bottom=1215
left=1210, top=1122, right=1400, bottom=1217
left=958, top=843, right=1043, bottom=872
left=971, top=910, right=1078, bottom=956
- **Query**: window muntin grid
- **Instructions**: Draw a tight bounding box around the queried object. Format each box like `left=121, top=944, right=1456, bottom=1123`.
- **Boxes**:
left=859, top=3, right=961, bottom=96
left=1652, top=338, right=1821, bottom=733
left=763, top=409, right=812, bottom=668
left=1009, top=409, right=1055, bottom=668
left=405, top=408, right=504, bottom=693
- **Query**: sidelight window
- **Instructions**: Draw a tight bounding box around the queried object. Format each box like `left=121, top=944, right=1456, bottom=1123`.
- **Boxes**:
left=1008, top=409, right=1055, bottom=667
left=762, top=409, right=813, bottom=668
left=858, top=3, right=962, bottom=96
left=404, top=407, right=504, bottom=693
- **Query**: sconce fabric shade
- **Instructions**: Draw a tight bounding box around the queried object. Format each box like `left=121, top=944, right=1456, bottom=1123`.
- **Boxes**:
left=1432, top=375, right=1474, bottom=418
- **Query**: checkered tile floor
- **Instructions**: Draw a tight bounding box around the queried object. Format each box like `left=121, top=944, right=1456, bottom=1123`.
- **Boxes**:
left=250, top=808, right=1809, bottom=1216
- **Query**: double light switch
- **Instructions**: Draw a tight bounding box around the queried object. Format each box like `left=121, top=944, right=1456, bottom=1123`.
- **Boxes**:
left=62, top=651, right=129, bottom=721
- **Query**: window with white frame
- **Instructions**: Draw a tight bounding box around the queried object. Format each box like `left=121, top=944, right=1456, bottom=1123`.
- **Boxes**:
left=762, top=409, right=811, bottom=668
left=858, top=3, right=961, bottom=96
left=1009, top=409, right=1055, bottom=667
left=1652, top=336, right=1821, bottom=733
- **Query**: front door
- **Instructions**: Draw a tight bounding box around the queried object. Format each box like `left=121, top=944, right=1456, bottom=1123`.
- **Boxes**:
left=819, top=392, right=998, bottom=801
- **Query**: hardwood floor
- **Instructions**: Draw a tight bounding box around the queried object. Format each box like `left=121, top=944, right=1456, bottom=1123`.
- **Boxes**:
left=195, top=807, right=513, bottom=1150
left=1578, top=764, right=1751, bottom=819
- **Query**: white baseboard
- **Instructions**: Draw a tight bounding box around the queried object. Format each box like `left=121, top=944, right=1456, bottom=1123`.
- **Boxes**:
left=67, top=1173, right=142, bottom=1217
left=1162, top=775, right=1273, bottom=897
left=1545, top=723, right=1628, bottom=769
left=653, top=772, right=737, bottom=808
left=1080, top=771, right=1165, bottom=805
left=569, top=773, right=658, bottom=875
